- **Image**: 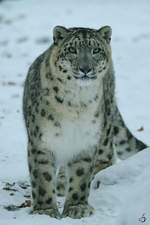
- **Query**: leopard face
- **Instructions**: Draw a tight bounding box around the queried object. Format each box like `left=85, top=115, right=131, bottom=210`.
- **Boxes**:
left=51, top=26, right=112, bottom=85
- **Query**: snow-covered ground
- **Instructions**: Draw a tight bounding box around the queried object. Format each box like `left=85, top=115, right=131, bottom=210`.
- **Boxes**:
left=0, top=0, right=150, bottom=224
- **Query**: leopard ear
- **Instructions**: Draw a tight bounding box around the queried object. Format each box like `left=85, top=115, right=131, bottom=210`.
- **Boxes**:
left=53, top=26, right=69, bottom=45
left=98, top=26, right=112, bottom=44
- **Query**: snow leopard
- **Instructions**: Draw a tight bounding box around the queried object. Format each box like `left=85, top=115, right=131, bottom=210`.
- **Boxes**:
left=23, top=25, right=147, bottom=219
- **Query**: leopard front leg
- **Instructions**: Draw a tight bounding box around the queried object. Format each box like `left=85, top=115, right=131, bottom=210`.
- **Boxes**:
left=56, top=167, right=67, bottom=196
left=28, top=142, right=61, bottom=218
left=62, top=153, right=95, bottom=219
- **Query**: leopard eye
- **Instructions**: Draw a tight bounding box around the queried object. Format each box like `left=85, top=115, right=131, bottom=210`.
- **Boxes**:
left=68, top=47, right=77, bottom=54
left=93, top=48, right=101, bottom=54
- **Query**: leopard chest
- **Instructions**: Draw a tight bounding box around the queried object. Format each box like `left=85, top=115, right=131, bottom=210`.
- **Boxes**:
left=39, top=74, right=104, bottom=165
left=40, top=100, right=103, bottom=165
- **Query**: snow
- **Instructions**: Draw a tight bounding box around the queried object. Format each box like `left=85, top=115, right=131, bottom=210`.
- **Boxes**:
left=0, top=0, right=150, bottom=224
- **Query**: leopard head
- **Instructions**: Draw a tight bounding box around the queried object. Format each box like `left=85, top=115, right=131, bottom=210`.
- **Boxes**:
left=51, top=25, right=112, bottom=85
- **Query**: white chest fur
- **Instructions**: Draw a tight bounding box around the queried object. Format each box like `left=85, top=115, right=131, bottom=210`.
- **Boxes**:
left=42, top=108, right=102, bottom=165
left=40, top=78, right=103, bottom=165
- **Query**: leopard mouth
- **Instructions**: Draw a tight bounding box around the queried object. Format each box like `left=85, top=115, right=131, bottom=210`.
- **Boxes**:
left=74, top=75, right=97, bottom=80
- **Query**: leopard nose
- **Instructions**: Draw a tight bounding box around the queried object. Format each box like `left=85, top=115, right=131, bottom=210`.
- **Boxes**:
left=79, top=66, right=92, bottom=74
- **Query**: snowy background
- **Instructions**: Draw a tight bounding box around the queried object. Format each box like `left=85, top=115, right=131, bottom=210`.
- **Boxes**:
left=0, top=0, right=150, bottom=224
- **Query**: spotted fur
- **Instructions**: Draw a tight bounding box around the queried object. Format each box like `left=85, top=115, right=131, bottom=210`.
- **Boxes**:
left=23, top=25, right=147, bottom=219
